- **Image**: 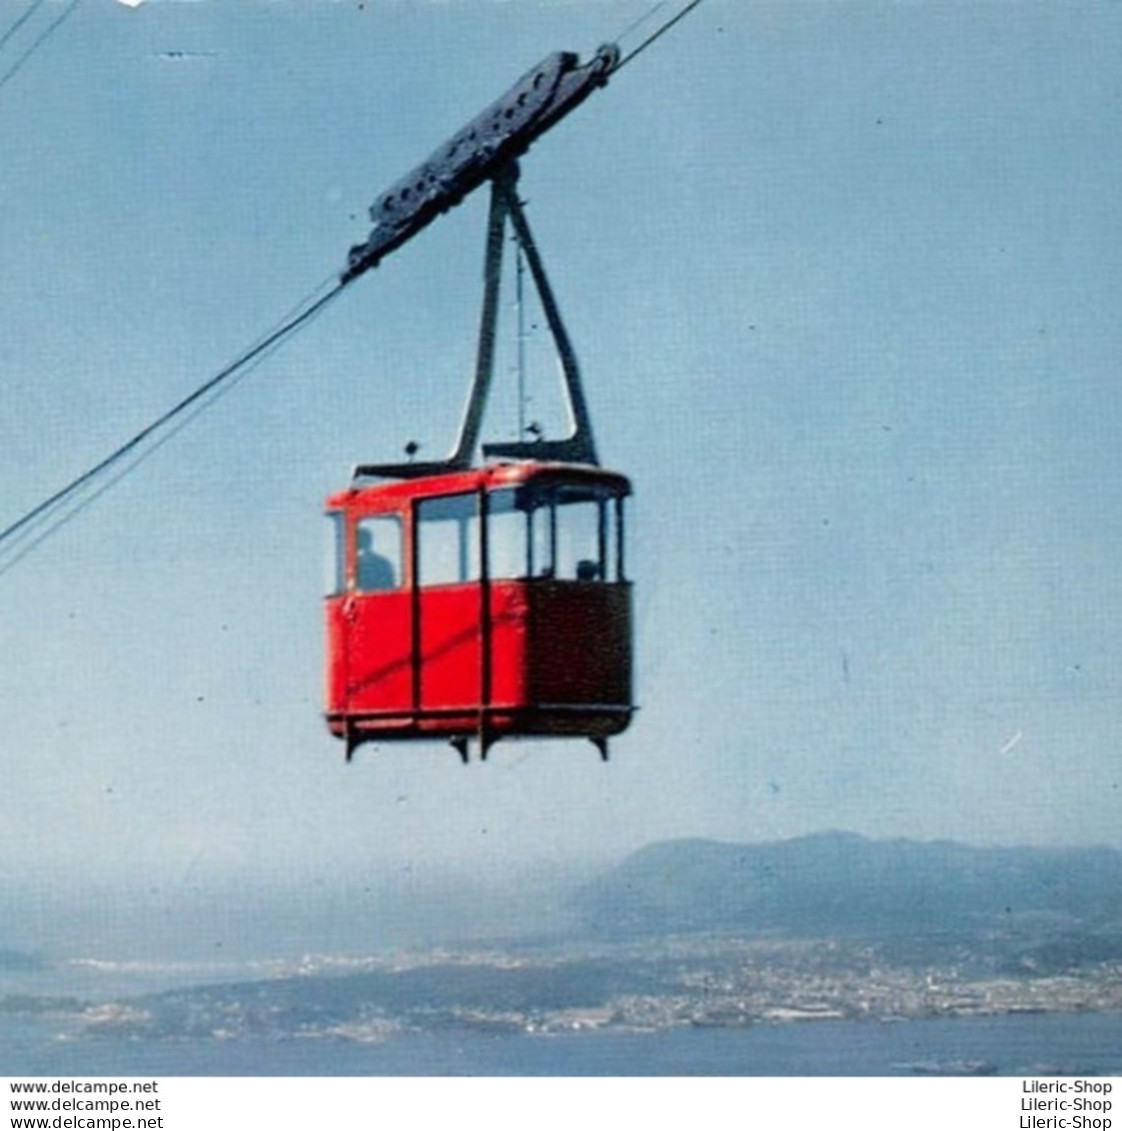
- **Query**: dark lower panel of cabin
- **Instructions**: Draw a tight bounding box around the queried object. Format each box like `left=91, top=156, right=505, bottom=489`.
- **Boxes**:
left=524, top=581, right=632, bottom=707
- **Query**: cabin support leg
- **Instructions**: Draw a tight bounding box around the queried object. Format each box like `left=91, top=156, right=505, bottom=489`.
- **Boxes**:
left=592, top=737, right=610, bottom=762
left=451, top=737, right=470, bottom=765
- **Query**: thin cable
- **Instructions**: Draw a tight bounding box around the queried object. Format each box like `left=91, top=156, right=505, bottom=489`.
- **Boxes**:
left=0, top=277, right=347, bottom=566
left=0, top=0, right=47, bottom=55
left=515, top=238, right=527, bottom=441
left=0, top=307, right=315, bottom=574
left=0, top=275, right=343, bottom=552
left=0, top=0, right=80, bottom=97
left=614, top=0, right=670, bottom=49
left=0, top=320, right=309, bottom=577
left=615, top=0, right=706, bottom=73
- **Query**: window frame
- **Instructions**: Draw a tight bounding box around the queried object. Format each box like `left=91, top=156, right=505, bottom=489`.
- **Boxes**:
left=415, top=491, right=482, bottom=588
left=353, top=513, right=405, bottom=593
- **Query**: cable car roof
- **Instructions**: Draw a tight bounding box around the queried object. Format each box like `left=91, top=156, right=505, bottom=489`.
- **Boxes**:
left=326, top=461, right=631, bottom=512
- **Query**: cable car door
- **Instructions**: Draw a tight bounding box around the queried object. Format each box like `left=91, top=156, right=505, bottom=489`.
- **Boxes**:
left=338, top=513, right=413, bottom=722
left=415, top=492, right=483, bottom=718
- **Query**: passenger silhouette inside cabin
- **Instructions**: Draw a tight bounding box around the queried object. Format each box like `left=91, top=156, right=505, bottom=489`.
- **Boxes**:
left=576, top=558, right=601, bottom=582
left=356, top=524, right=397, bottom=592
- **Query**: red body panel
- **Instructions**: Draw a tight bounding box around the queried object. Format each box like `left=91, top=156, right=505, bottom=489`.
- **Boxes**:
left=337, top=590, right=414, bottom=714
left=419, top=583, right=481, bottom=714
left=325, top=462, right=633, bottom=749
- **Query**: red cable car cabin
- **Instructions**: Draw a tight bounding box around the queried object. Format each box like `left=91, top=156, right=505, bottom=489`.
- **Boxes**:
left=325, top=461, right=633, bottom=760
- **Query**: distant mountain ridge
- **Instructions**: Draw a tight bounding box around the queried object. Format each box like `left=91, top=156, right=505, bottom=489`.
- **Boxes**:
left=574, top=832, right=1122, bottom=938
left=13, top=832, right=1122, bottom=1047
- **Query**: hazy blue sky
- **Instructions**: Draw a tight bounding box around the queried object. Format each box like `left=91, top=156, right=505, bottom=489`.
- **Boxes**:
left=1, top=0, right=1120, bottom=901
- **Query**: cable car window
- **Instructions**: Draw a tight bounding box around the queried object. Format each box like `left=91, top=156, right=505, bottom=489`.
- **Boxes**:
left=325, top=512, right=345, bottom=596
left=355, top=515, right=403, bottom=592
left=547, top=486, right=625, bottom=582
left=418, top=493, right=480, bottom=586
left=487, top=488, right=530, bottom=580
left=555, top=492, right=604, bottom=581
left=500, top=484, right=628, bottom=582
left=529, top=500, right=553, bottom=578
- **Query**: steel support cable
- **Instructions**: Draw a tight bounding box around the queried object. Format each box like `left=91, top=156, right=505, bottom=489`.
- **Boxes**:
left=615, top=0, right=706, bottom=73
left=0, top=325, right=307, bottom=577
left=613, top=0, right=672, bottom=50
left=0, top=0, right=47, bottom=56
left=0, top=277, right=347, bottom=575
left=0, top=292, right=333, bottom=576
left=0, top=0, right=81, bottom=97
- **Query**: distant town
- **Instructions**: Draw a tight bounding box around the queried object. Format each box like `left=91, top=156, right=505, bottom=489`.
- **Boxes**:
left=47, top=931, right=1122, bottom=1045
left=5, top=832, right=1122, bottom=1047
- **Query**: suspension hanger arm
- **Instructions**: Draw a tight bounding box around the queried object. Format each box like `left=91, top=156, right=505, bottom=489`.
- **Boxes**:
left=352, top=162, right=597, bottom=479
left=482, top=170, right=597, bottom=467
